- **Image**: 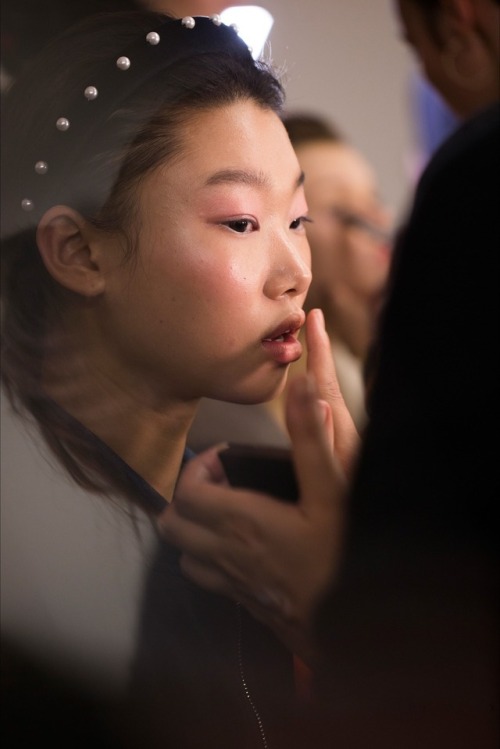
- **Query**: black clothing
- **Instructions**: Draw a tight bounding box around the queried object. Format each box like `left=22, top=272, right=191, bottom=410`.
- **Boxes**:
left=315, top=103, right=499, bottom=747
left=131, top=536, right=296, bottom=749
left=129, top=449, right=296, bottom=749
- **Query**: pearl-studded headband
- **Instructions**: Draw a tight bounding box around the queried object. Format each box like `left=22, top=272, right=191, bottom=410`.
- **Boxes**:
left=1, top=15, right=253, bottom=240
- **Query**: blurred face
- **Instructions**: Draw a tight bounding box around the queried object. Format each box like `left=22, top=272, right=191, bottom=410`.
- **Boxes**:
left=395, top=0, right=499, bottom=117
left=396, top=0, right=458, bottom=108
left=295, top=140, right=392, bottom=317
left=94, top=100, right=311, bottom=407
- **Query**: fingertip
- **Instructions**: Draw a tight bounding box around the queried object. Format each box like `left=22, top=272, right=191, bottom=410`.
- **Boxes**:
left=182, top=444, right=227, bottom=484
left=305, top=309, right=330, bottom=359
left=306, top=308, right=327, bottom=337
left=309, top=307, right=325, bottom=327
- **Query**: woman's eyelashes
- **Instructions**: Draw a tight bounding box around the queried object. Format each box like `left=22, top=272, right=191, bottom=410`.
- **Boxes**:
left=290, top=215, right=313, bottom=230
left=221, top=215, right=313, bottom=234
left=223, top=217, right=257, bottom=233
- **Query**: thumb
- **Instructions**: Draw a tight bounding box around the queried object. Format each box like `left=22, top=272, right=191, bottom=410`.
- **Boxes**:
left=285, top=374, right=345, bottom=516
left=179, top=443, right=228, bottom=485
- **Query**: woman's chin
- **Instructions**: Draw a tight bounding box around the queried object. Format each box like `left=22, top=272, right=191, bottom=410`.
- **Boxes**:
left=214, top=372, right=288, bottom=406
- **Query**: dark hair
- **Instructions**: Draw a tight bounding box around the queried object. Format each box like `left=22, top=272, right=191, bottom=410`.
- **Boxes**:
left=406, top=0, right=447, bottom=42
left=0, top=0, right=140, bottom=82
left=1, top=11, right=285, bottom=510
left=406, top=0, right=500, bottom=44
left=409, top=0, right=499, bottom=6
left=282, top=112, right=343, bottom=148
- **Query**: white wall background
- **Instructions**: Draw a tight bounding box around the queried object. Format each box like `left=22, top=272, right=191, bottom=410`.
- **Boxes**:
left=261, top=0, right=419, bottom=219
left=1, top=0, right=421, bottom=692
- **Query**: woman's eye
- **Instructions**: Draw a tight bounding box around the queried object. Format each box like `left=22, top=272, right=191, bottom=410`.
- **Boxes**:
left=224, top=219, right=255, bottom=234
left=290, top=215, right=313, bottom=230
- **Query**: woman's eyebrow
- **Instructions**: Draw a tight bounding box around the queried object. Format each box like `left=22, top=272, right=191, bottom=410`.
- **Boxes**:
left=204, top=169, right=305, bottom=191
left=205, top=169, right=269, bottom=188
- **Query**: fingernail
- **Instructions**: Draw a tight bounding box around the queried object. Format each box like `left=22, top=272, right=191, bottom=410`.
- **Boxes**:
left=312, top=307, right=325, bottom=327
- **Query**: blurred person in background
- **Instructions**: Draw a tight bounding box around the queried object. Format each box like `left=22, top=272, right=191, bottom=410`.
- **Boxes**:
left=280, top=113, right=392, bottom=430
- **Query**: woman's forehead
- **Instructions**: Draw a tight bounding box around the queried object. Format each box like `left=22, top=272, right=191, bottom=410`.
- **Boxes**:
left=156, top=102, right=301, bottom=186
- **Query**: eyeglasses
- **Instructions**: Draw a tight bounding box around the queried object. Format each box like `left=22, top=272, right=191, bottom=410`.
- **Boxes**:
left=327, top=206, right=392, bottom=245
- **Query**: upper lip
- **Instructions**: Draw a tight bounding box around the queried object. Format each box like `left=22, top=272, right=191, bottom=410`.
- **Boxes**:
left=262, top=310, right=306, bottom=341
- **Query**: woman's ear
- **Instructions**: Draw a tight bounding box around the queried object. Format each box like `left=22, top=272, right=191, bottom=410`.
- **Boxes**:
left=439, top=0, right=494, bottom=94
left=36, top=206, right=106, bottom=297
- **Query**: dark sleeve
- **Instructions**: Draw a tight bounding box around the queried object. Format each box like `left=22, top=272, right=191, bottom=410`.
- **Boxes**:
left=313, top=108, right=499, bottom=748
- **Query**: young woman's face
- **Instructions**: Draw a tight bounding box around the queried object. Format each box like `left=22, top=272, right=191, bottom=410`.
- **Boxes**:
left=97, top=100, right=311, bottom=406
left=295, top=140, right=392, bottom=315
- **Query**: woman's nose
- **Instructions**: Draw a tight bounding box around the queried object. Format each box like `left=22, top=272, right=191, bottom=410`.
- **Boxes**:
left=264, top=235, right=312, bottom=299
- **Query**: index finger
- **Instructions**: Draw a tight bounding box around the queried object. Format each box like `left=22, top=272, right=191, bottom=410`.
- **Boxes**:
left=305, top=308, right=344, bottom=403
left=305, top=308, right=360, bottom=474
left=286, top=373, right=346, bottom=519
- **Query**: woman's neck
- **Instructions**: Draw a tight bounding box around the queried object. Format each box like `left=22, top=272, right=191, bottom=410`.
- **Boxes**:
left=43, top=342, right=197, bottom=503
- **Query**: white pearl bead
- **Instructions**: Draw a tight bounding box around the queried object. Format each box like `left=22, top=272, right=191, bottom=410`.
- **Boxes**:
left=181, top=16, right=195, bottom=29
left=146, top=31, right=160, bottom=45
left=116, top=56, right=131, bottom=70
left=84, top=86, right=98, bottom=100
left=230, top=23, right=239, bottom=33
left=56, top=117, right=70, bottom=131
left=35, top=161, right=48, bottom=175
left=21, top=198, right=34, bottom=211
left=210, top=14, right=221, bottom=26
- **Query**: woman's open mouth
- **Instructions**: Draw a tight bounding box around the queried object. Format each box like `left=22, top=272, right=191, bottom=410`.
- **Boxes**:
left=261, top=313, right=305, bottom=365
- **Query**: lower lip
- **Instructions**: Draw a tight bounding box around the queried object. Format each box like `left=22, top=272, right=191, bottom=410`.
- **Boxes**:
left=261, top=334, right=302, bottom=365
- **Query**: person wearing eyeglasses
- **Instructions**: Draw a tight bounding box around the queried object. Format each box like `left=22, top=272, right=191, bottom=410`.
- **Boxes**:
left=282, top=113, right=393, bottom=430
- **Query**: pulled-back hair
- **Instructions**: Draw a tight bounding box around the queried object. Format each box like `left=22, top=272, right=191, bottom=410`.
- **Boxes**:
left=282, top=112, right=344, bottom=148
left=1, top=11, right=285, bottom=510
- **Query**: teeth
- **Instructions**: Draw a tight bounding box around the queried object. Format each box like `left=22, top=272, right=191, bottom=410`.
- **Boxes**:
left=263, top=328, right=291, bottom=343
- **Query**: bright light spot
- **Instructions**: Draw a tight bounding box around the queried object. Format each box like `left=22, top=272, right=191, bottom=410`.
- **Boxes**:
left=220, top=6, right=274, bottom=60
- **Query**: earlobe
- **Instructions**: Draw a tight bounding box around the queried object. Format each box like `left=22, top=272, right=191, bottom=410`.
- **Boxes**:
left=441, top=29, right=491, bottom=91
left=36, top=206, right=106, bottom=297
left=439, top=0, right=492, bottom=91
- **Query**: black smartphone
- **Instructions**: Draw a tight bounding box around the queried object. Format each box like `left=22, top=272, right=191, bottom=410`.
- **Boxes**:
left=218, top=443, right=299, bottom=503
